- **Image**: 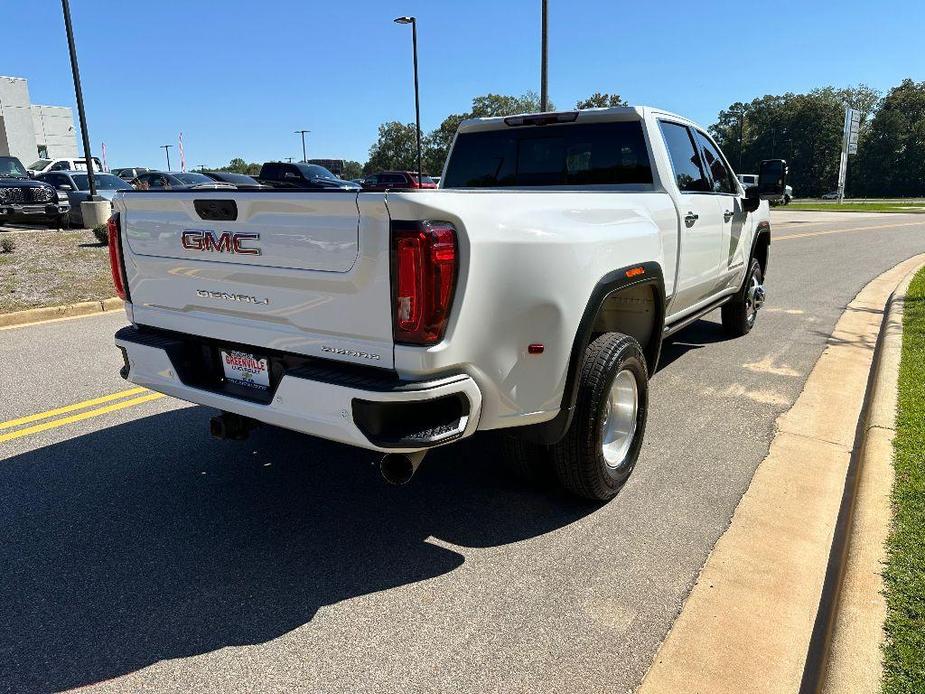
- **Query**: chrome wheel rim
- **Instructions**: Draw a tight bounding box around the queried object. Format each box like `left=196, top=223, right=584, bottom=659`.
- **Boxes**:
left=601, top=369, right=638, bottom=469
left=746, top=272, right=765, bottom=325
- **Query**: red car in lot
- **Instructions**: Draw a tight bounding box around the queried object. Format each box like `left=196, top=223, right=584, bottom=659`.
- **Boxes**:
left=361, top=171, right=437, bottom=191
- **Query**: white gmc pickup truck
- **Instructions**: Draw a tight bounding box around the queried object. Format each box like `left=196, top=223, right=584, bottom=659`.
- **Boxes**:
left=110, top=106, right=786, bottom=501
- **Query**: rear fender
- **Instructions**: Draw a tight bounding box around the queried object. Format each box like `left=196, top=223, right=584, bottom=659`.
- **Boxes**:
left=518, top=261, right=665, bottom=445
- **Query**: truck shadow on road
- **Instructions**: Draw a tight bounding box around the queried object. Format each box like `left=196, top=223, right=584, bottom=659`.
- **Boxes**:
left=0, top=407, right=592, bottom=693
left=656, top=318, right=729, bottom=372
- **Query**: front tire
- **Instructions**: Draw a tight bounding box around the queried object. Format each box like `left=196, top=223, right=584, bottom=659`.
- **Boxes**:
left=721, top=257, right=764, bottom=337
left=550, top=332, right=648, bottom=502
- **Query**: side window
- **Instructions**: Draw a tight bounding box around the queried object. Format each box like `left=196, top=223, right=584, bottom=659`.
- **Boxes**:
left=694, top=131, right=737, bottom=194
left=51, top=160, right=70, bottom=171
left=659, top=122, right=709, bottom=193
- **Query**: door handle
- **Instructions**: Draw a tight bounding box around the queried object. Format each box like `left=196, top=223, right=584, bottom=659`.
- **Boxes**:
left=684, top=212, right=699, bottom=228
left=724, top=210, right=734, bottom=222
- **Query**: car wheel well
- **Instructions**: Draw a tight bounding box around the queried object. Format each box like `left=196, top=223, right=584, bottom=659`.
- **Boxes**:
left=590, top=283, right=661, bottom=372
left=753, top=229, right=770, bottom=277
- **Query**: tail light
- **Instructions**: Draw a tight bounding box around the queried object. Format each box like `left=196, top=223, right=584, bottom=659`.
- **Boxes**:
left=391, top=221, right=457, bottom=345
left=107, top=213, right=130, bottom=302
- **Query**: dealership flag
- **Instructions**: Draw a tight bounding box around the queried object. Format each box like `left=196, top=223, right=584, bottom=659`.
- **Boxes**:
left=178, top=131, right=186, bottom=172
left=101, top=142, right=108, bottom=172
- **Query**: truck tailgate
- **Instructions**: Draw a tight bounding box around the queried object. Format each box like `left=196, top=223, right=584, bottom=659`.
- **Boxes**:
left=115, top=191, right=395, bottom=368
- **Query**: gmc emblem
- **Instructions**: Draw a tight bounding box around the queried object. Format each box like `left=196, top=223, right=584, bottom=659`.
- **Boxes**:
left=181, top=230, right=261, bottom=255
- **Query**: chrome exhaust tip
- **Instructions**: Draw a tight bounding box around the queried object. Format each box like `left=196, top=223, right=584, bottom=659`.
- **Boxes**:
left=379, top=451, right=427, bottom=486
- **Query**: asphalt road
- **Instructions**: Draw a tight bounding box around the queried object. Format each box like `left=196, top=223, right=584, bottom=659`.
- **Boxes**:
left=2, top=211, right=924, bottom=694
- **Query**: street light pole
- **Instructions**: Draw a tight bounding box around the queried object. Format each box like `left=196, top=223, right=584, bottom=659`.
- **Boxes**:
left=540, top=0, right=548, bottom=112
left=295, top=130, right=309, bottom=162
left=394, top=16, right=422, bottom=179
left=61, top=0, right=96, bottom=197
left=160, top=144, right=172, bottom=171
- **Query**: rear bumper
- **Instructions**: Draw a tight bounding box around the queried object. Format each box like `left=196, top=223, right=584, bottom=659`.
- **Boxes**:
left=115, top=326, right=482, bottom=453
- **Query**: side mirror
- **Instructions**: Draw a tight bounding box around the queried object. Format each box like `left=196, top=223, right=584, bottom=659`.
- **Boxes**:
left=743, top=185, right=760, bottom=213
left=758, top=159, right=788, bottom=200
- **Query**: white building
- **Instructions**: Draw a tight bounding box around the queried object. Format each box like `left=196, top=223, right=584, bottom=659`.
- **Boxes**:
left=0, top=76, right=78, bottom=165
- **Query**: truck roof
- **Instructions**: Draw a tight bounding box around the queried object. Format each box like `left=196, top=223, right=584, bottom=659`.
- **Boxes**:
left=456, top=106, right=694, bottom=134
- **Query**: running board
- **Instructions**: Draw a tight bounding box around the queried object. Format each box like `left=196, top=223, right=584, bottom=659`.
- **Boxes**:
left=663, top=295, right=733, bottom=338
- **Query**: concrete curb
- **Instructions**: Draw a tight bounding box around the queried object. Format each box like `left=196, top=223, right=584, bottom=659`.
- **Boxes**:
left=638, top=253, right=925, bottom=694
left=0, top=297, right=122, bottom=329
left=814, top=266, right=918, bottom=694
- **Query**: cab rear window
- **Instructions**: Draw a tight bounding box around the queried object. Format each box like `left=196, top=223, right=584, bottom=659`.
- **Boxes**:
left=443, top=121, right=652, bottom=188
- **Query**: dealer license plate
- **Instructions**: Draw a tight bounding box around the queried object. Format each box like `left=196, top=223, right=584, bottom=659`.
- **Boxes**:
left=220, top=350, right=270, bottom=390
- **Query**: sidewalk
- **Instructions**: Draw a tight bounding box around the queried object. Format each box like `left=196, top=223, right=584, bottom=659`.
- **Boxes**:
left=639, top=254, right=925, bottom=694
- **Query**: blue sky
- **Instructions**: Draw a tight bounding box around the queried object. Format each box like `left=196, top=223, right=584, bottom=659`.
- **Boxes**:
left=3, top=0, right=922, bottom=169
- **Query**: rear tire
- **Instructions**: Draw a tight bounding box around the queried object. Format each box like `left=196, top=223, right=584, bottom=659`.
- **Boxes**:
left=721, top=257, right=764, bottom=337
left=500, top=435, right=555, bottom=486
left=549, top=332, right=648, bottom=502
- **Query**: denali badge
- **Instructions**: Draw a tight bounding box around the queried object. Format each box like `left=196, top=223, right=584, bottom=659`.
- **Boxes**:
left=182, top=229, right=261, bottom=255
left=197, top=289, right=269, bottom=305
left=321, top=345, right=381, bottom=361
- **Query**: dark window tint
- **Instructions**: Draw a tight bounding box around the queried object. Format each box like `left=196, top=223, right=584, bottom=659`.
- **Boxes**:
left=174, top=173, right=212, bottom=185
left=295, top=163, right=336, bottom=180
left=694, top=130, right=737, bottom=194
left=659, top=122, right=709, bottom=193
left=261, top=163, right=283, bottom=179
left=208, top=172, right=257, bottom=185
left=443, top=121, right=653, bottom=188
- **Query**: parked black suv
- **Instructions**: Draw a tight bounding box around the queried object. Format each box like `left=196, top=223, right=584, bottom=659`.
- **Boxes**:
left=0, top=156, right=69, bottom=226
left=257, top=162, right=360, bottom=191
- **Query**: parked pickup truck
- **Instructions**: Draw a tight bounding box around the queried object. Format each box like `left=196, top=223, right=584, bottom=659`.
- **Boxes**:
left=110, top=106, right=786, bottom=501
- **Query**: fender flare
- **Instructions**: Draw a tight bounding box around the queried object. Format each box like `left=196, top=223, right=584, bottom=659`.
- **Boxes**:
left=519, top=261, right=666, bottom=445
left=750, top=220, right=771, bottom=276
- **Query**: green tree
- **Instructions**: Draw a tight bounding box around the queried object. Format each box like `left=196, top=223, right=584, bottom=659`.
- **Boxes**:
left=575, top=92, right=626, bottom=109
left=341, top=160, right=363, bottom=180
left=422, top=91, right=551, bottom=176
left=365, top=121, right=419, bottom=173
left=219, top=157, right=261, bottom=175
left=710, top=85, right=881, bottom=197
left=856, top=79, right=925, bottom=197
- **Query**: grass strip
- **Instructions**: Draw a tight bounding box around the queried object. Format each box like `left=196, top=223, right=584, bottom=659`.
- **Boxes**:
left=882, top=266, right=925, bottom=693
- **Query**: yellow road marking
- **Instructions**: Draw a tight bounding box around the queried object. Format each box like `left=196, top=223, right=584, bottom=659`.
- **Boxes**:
left=0, top=387, right=148, bottom=431
left=0, top=392, right=166, bottom=444
left=776, top=220, right=925, bottom=241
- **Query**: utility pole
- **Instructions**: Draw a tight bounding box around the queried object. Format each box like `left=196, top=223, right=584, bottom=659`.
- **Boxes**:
left=540, top=0, right=549, bottom=111
left=394, top=16, right=422, bottom=179
left=295, top=130, right=309, bottom=162
left=160, top=144, right=172, bottom=171
left=61, top=0, right=96, bottom=197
